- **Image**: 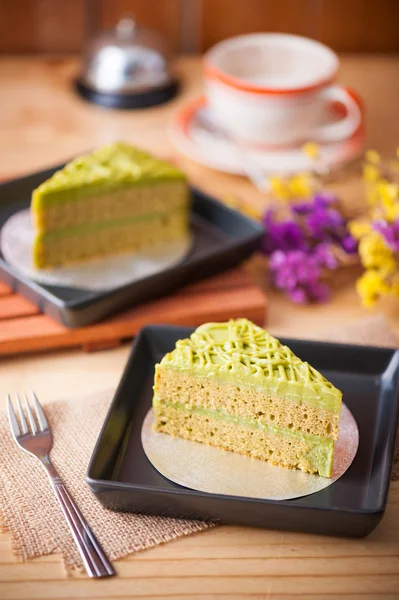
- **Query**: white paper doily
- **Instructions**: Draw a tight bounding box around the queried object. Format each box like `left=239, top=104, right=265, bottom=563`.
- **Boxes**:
left=0, top=209, right=192, bottom=291
left=141, top=404, right=358, bottom=501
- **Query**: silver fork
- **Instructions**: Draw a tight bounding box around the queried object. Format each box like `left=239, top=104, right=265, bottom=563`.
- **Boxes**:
left=7, top=392, right=115, bottom=578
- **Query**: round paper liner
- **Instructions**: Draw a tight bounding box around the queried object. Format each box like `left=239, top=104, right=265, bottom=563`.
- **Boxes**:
left=0, top=209, right=193, bottom=292
left=141, top=404, right=359, bottom=501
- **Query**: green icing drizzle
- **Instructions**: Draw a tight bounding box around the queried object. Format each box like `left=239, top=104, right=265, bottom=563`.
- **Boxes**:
left=32, top=142, right=187, bottom=208
left=159, top=319, right=342, bottom=413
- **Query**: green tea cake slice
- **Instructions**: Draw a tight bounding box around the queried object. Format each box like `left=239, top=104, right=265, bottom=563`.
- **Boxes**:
left=153, top=319, right=342, bottom=477
left=31, top=142, right=189, bottom=268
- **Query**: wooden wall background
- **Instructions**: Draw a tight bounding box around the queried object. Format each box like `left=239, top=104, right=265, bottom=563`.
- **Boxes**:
left=0, top=0, right=398, bottom=54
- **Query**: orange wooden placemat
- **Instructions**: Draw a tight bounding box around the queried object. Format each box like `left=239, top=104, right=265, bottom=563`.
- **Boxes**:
left=0, top=267, right=267, bottom=357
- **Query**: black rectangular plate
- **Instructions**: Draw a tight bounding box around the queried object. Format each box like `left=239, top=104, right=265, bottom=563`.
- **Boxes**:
left=87, top=325, right=399, bottom=538
left=0, top=164, right=263, bottom=328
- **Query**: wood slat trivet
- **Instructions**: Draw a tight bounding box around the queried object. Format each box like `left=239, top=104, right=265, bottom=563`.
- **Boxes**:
left=0, top=267, right=267, bottom=356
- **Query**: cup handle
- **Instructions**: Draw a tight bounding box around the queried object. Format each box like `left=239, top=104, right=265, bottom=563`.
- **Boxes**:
left=311, top=86, right=363, bottom=144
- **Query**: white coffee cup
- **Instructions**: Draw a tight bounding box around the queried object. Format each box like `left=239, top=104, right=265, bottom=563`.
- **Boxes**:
left=204, top=34, right=362, bottom=146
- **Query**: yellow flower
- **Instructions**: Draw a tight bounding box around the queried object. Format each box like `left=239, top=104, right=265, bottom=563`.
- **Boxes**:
left=222, top=194, right=262, bottom=220
left=356, top=148, right=399, bottom=307
left=365, top=149, right=381, bottom=164
left=240, top=203, right=263, bottom=221
left=287, top=173, right=313, bottom=198
left=223, top=194, right=239, bottom=210
left=358, top=231, right=396, bottom=274
left=363, top=164, right=380, bottom=183
left=389, top=159, right=399, bottom=174
left=268, top=172, right=313, bottom=201
left=378, top=181, right=399, bottom=221
left=356, top=270, right=390, bottom=307
left=348, top=219, right=371, bottom=240
left=269, top=176, right=290, bottom=201
left=365, top=185, right=380, bottom=207
left=302, top=142, right=320, bottom=160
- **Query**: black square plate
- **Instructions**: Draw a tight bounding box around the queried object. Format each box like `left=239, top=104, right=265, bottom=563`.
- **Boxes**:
left=0, top=165, right=263, bottom=327
left=87, top=325, right=399, bottom=538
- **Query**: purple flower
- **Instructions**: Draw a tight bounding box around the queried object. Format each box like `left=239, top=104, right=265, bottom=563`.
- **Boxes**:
left=262, top=210, right=306, bottom=254
left=291, top=194, right=348, bottom=245
left=269, top=249, right=286, bottom=270
left=289, top=287, right=308, bottom=303
left=292, top=193, right=337, bottom=215
left=306, top=206, right=344, bottom=240
left=313, top=243, right=338, bottom=269
left=261, top=190, right=358, bottom=303
left=270, top=250, right=304, bottom=291
left=313, top=192, right=337, bottom=208
left=288, top=280, right=330, bottom=304
left=268, top=245, right=335, bottom=304
left=291, top=201, right=314, bottom=215
left=373, top=220, right=399, bottom=252
left=341, top=234, right=358, bottom=254
left=307, top=281, right=330, bottom=302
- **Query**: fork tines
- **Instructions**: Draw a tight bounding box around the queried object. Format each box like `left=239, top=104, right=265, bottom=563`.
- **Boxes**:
left=6, top=390, right=115, bottom=578
left=7, top=391, right=49, bottom=437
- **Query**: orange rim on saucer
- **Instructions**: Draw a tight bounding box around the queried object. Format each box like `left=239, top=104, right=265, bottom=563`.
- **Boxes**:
left=175, top=95, right=303, bottom=151
left=174, top=93, right=364, bottom=152
left=175, top=95, right=206, bottom=137
left=171, top=95, right=365, bottom=176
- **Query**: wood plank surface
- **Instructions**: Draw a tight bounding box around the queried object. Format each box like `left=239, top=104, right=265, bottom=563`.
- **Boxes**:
left=0, top=268, right=266, bottom=356
left=0, top=54, right=398, bottom=184
left=0, top=0, right=86, bottom=54
left=202, top=0, right=399, bottom=53
left=97, top=0, right=184, bottom=53
left=1, top=0, right=399, bottom=54
left=0, top=295, right=39, bottom=320
left=0, top=54, right=399, bottom=600
left=0, top=281, right=12, bottom=297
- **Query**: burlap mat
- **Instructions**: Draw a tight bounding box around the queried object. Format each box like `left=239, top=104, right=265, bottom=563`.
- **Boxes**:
left=0, top=390, right=214, bottom=573
left=0, top=314, right=398, bottom=573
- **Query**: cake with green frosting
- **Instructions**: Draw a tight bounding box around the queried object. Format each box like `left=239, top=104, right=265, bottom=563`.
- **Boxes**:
left=31, top=142, right=189, bottom=268
left=153, top=318, right=342, bottom=477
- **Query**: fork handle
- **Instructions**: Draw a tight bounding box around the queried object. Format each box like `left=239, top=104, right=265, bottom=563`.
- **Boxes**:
left=42, top=459, right=115, bottom=578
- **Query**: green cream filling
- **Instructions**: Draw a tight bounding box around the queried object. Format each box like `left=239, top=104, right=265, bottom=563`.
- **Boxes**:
left=153, top=396, right=333, bottom=449
left=160, top=365, right=339, bottom=413
left=36, top=208, right=187, bottom=242
left=153, top=396, right=334, bottom=476
left=32, top=142, right=187, bottom=208
left=158, top=319, right=342, bottom=414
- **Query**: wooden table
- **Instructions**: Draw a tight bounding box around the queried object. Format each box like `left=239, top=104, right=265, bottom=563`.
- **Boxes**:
left=1, top=55, right=399, bottom=600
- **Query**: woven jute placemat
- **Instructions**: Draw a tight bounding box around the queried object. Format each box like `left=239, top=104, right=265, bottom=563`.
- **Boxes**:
left=0, top=390, right=214, bottom=573
left=0, top=314, right=398, bottom=573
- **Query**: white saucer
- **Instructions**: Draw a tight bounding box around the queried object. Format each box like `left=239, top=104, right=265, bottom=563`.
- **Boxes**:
left=170, top=96, right=365, bottom=176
